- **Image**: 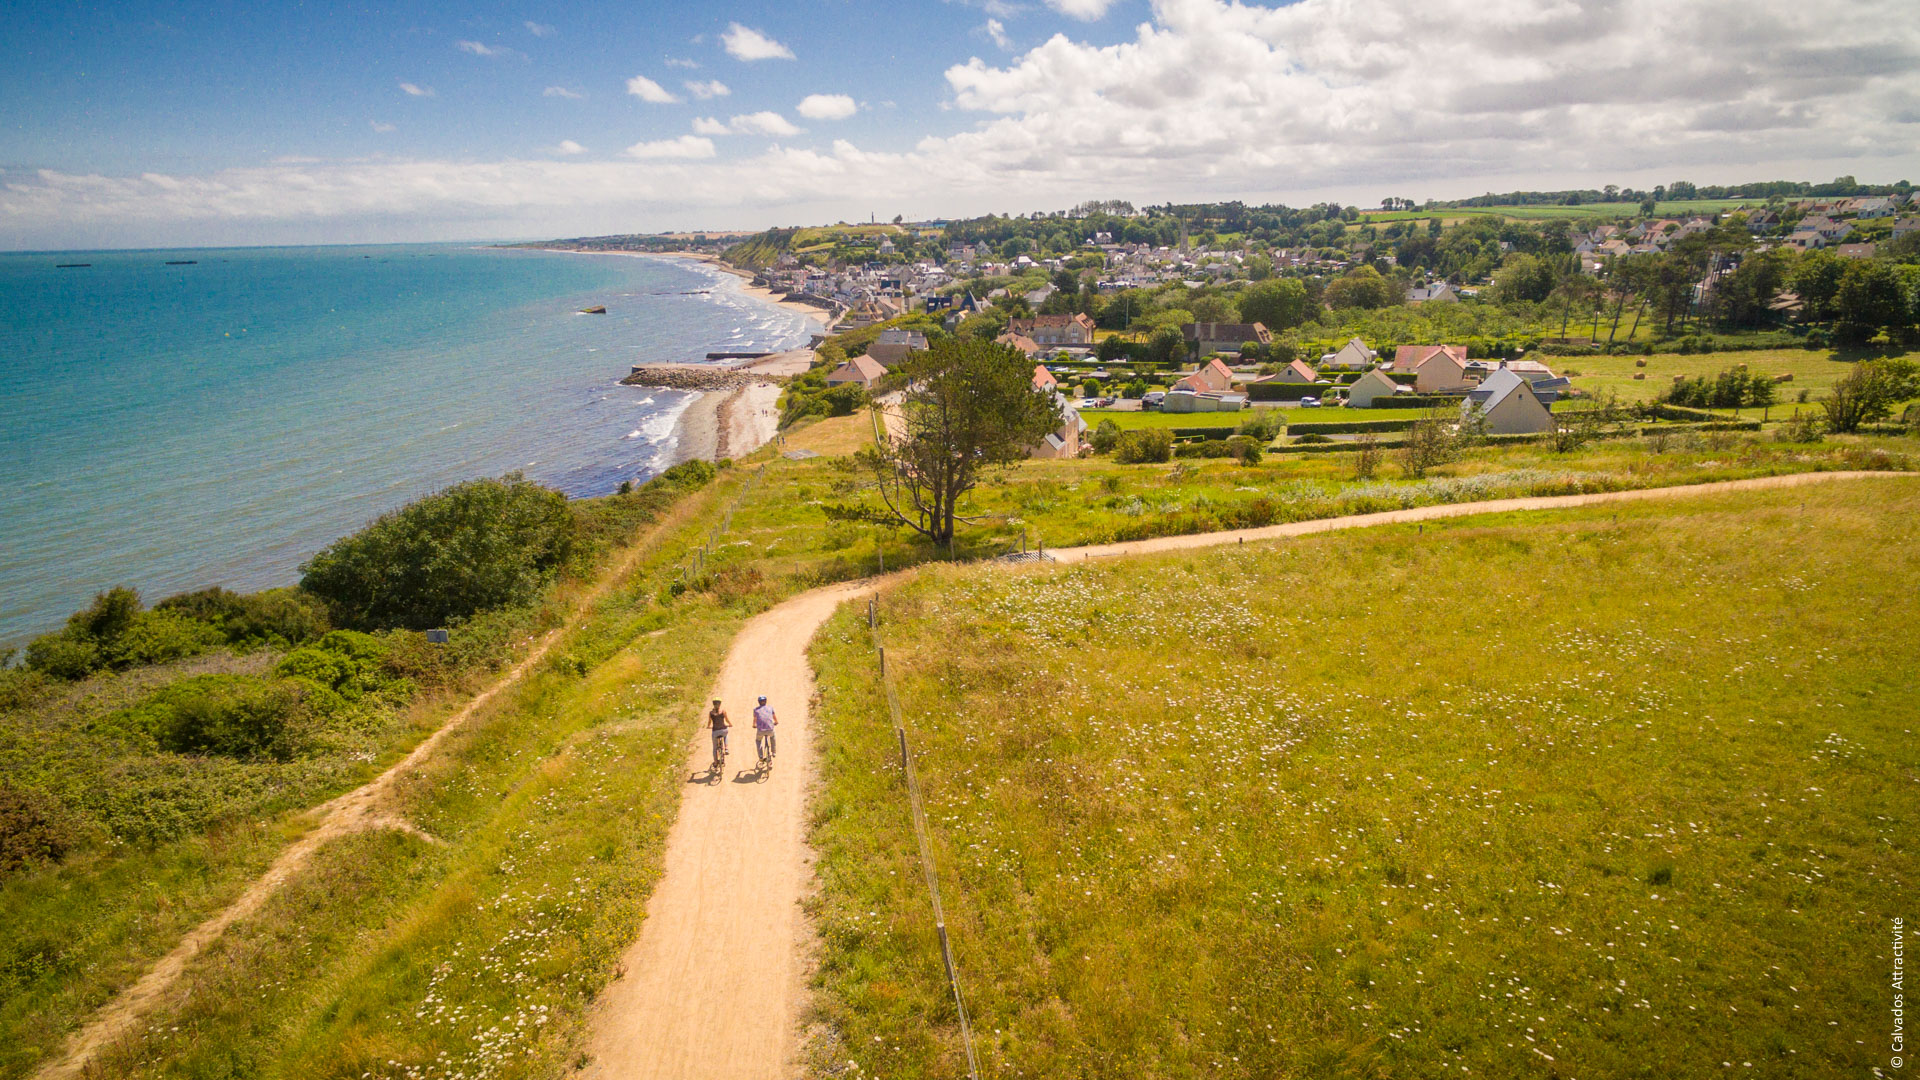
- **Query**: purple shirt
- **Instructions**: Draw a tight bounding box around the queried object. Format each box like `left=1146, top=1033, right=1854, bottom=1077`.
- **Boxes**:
left=752, top=704, right=777, bottom=731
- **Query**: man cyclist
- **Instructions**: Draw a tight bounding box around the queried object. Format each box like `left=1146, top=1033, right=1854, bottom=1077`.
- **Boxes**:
left=752, top=695, right=778, bottom=763
left=707, top=699, right=730, bottom=766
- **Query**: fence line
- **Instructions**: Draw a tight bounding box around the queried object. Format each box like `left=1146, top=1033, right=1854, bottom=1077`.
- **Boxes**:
left=675, top=462, right=767, bottom=588
left=865, top=596, right=982, bottom=1080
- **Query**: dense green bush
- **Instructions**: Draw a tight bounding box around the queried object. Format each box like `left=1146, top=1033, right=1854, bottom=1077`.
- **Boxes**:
left=100, top=674, right=312, bottom=760
left=1113, top=429, right=1174, bottom=464
left=1247, top=381, right=1336, bottom=401
left=1288, top=418, right=1420, bottom=435
left=1089, top=419, right=1123, bottom=454
left=275, top=629, right=401, bottom=706
left=0, top=785, right=78, bottom=874
left=154, top=587, right=329, bottom=649
left=23, top=587, right=223, bottom=681
left=300, top=475, right=575, bottom=630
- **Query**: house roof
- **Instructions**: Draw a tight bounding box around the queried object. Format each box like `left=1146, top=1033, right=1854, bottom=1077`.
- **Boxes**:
left=997, top=333, right=1042, bottom=356
left=1286, top=359, right=1317, bottom=382
left=1032, top=364, right=1057, bottom=389
left=1181, top=321, right=1272, bottom=344
left=1465, top=367, right=1547, bottom=412
left=1393, top=344, right=1467, bottom=372
left=828, top=355, right=888, bottom=384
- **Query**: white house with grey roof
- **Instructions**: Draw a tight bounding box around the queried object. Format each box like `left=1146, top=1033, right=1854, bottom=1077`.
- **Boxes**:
left=1462, top=368, right=1555, bottom=435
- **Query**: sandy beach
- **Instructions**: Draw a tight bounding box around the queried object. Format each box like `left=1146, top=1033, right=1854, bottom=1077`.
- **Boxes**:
left=653, top=251, right=835, bottom=330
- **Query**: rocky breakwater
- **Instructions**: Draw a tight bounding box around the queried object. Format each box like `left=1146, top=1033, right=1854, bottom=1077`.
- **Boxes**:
left=621, top=363, right=788, bottom=391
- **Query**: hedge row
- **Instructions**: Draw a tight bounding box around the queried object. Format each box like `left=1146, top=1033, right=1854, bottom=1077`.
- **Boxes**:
left=1359, top=394, right=1464, bottom=410
left=1247, top=381, right=1336, bottom=401
left=1287, top=418, right=1419, bottom=435
left=1172, top=427, right=1234, bottom=441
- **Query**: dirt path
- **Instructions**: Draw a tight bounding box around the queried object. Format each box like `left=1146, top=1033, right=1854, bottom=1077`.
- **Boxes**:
left=582, top=582, right=868, bottom=1080
left=33, top=485, right=726, bottom=1080
left=578, top=469, right=1906, bottom=1078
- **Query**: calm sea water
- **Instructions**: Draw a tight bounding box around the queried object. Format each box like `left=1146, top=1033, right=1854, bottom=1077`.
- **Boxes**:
left=0, top=245, right=814, bottom=646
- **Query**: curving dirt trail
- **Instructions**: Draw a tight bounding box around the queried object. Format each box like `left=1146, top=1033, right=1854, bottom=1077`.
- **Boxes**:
left=576, top=469, right=1906, bottom=1077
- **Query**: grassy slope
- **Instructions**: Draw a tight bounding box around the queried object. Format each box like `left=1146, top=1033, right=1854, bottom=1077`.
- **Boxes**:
left=807, top=479, right=1920, bottom=1079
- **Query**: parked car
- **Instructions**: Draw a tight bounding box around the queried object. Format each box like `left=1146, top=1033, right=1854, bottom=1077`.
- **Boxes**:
left=1299, top=396, right=1321, bottom=408
left=1143, top=391, right=1167, bottom=410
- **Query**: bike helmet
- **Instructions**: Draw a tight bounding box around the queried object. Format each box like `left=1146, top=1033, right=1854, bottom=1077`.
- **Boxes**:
left=758, top=696, right=767, bottom=704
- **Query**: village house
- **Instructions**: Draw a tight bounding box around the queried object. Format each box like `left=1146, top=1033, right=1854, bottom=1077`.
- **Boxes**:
left=1406, top=282, right=1459, bottom=304
left=865, top=328, right=928, bottom=368
left=1321, top=337, right=1378, bottom=371
left=1182, top=321, right=1273, bottom=357
left=824, top=355, right=887, bottom=390
left=1893, top=216, right=1920, bottom=240
left=1346, top=367, right=1406, bottom=409
left=1836, top=243, right=1877, bottom=259
left=1008, top=313, right=1096, bottom=347
left=1172, top=357, right=1236, bottom=394
left=996, top=332, right=1043, bottom=358
left=1463, top=368, right=1555, bottom=435
left=1029, top=368, right=1088, bottom=459
left=1273, top=359, right=1319, bottom=384
left=1162, top=389, right=1248, bottom=413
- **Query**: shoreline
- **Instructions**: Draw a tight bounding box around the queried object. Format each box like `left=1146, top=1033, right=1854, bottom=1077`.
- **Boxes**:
left=556, top=249, right=821, bottom=471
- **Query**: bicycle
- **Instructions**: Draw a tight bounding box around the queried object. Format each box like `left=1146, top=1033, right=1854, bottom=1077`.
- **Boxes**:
left=755, top=730, right=776, bottom=770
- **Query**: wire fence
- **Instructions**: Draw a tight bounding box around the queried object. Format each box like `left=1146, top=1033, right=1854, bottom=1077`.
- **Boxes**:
left=865, top=594, right=982, bottom=1080
left=674, top=462, right=767, bottom=587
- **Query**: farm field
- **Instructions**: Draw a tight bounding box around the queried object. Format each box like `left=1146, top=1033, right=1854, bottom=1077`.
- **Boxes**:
left=806, top=478, right=1920, bottom=1079
left=1563, top=348, right=1890, bottom=407
left=1359, top=199, right=1766, bottom=224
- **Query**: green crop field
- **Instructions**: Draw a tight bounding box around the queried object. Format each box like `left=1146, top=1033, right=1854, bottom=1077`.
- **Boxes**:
left=807, top=478, right=1920, bottom=1079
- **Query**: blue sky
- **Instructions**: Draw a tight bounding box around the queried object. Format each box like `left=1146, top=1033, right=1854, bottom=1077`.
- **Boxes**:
left=3, top=0, right=1916, bottom=248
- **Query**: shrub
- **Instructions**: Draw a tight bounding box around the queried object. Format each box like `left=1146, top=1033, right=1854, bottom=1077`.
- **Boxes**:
left=22, top=587, right=226, bottom=681
left=1089, top=419, right=1123, bottom=454
left=0, top=785, right=78, bottom=874
left=1113, top=429, right=1174, bottom=464
left=159, top=677, right=309, bottom=760
left=23, top=634, right=101, bottom=680
left=156, top=587, right=330, bottom=649
left=301, top=475, right=575, bottom=630
left=108, top=611, right=223, bottom=668
left=1775, top=412, right=1825, bottom=444
left=1226, top=434, right=1264, bottom=465
left=275, top=630, right=398, bottom=703
left=1174, top=440, right=1236, bottom=459
left=1292, top=433, right=1333, bottom=444
left=1236, top=410, right=1287, bottom=441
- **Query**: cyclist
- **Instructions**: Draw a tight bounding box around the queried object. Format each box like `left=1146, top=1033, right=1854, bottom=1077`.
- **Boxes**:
left=707, top=699, right=730, bottom=767
left=752, top=695, right=778, bottom=763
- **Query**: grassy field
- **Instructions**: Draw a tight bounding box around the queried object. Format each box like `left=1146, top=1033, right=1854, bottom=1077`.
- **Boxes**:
left=1562, top=348, right=1882, bottom=407
left=1359, top=199, right=1766, bottom=225
left=806, top=478, right=1920, bottom=1079
left=9, top=405, right=1915, bottom=1078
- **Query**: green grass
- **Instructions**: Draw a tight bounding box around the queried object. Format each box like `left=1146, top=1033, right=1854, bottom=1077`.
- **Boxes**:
left=1563, top=348, right=1892, bottom=406
left=806, top=478, right=1920, bottom=1078
left=1080, top=409, right=1249, bottom=430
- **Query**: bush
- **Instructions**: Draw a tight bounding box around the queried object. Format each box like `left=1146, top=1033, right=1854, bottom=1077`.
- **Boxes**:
left=1236, top=410, right=1287, bottom=441
left=1775, top=412, right=1825, bottom=444
left=102, top=674, right=311, bottom=760
left=1226, top=434, right=1264, bottom=464
left=1113, top=429, right=1174, bottom=464
left=22, top=587, right=223, bottom=681
left=1089, top=419, right=1122, bottom=454
left=156, top=587, right=330, bottom=649
left=1247, top=381, right=1336, bottom=401
left=0, top=785, right=78, bottom=874
left=1288, top=418, right=1419, bottom=435
left=301, top=475, right=576, bottom=630
left=275, top=630, right=400, bottom=704
left=1292, top=433, right=1333, bottom=444
left=1175, top=440, right=1236, bottom=459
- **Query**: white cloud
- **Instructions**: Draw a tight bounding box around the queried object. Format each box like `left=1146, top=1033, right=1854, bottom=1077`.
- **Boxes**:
left=10, top=0, right=1920, bottom=250
left=525, top=21, right=556, bottom=37
left=684, top=79, right=731, bottom=100
left=625, top=75, right=679, bottom=104
left=625, top=135, right=717, bottom=159
left=728, top=111, right=803, bottom=136
left=456, top=39, right=502, bottom=56
left=1044, top=0, right=1119, bottom=18
left=551, top=139, right=586, bottom=155
left=543, top=85, right=584, bottom=99
left=721, top=23, right=795, bottom=61
left=665, top=56, right=699, bottom=69
left=369, top=122, right=396, bottom=133
left=398, top=82, right=433, bottom=97
left=984, top=19, right=1011, bottom=49
left=693, top=112, right=805, bottom=136
left=796, top=93, right=857, bottom=120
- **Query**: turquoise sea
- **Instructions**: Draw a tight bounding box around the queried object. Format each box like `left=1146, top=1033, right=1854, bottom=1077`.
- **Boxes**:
left=0, top=245, right=814, bottom=646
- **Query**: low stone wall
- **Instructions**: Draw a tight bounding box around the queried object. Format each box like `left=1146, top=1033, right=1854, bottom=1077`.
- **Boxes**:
left=621, top=364, right=788, bottom=392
